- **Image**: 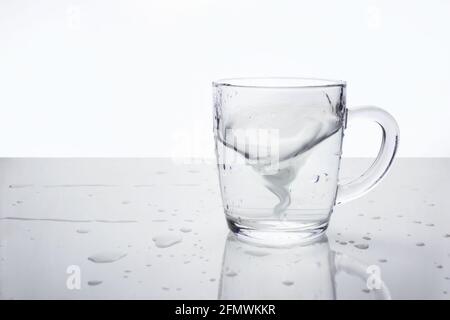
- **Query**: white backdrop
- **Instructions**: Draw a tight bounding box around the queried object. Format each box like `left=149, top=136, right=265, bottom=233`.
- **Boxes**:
left=0, top=0, right=449, bottom=157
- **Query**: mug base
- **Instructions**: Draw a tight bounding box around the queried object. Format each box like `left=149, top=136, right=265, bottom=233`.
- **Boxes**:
left=226, top=215, right=329, bottom=248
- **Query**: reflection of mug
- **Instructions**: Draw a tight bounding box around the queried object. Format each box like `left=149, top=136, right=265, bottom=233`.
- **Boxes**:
left=213, top=78, right=399, bottom=245
left=218, top=233, right=391, bottom=300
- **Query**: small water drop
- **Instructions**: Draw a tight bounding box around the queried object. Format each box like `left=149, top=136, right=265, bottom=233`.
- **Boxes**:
left=87, top=280, right=103, bottom=286
left=379, top=259, right=388, bottom=263
left=244, top=250, right=270, bottom=257
left=225, top=271, right=238, bottom=277
left=121, top=201, right=131, bottom=205
left=76, top=228, right=90, bottom=234
left=209, top=278, right=216, bottom=282
left=372, top=216, right=381, bottom=220
left=362, top=236, right=371, bottom=241
left=180, top=227, right=192, bottom=233
left=312, top=175, right=320, bottom=183
left=88, top=251, right=127, bottom=263
left=362, top=289, right=370, bottom=293
left=354, top=243, right=369, bottom=250
left=152, top=234, right=183, bottom=248
left=282, top=281, right=294, bottom=286
left=416, top=242, right=425, bottom=247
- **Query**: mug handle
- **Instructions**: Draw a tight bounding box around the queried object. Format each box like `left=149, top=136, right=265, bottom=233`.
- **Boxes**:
left=336, top=106, right=400, bottom=204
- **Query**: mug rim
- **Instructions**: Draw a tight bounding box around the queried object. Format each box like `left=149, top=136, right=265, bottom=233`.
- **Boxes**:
left=212, top=77, right=346, bottom=89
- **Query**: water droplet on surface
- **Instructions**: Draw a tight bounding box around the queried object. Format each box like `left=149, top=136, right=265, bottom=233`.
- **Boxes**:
left=88, top=251, right=127, bottom=263
left=180, top=227, right=192, bottom=233
left=282, top=281, right=294, bottom=286
left=312, top=175, right=320, bottom=183
left=426, top=223, right=434, bottom=227
left=362, top=289, right=370, bottom=293
left=416, top=242, right=425, bottom=247
left=379, top=259, right=388, bottom=263
left=372, top=216, right=381, bottom=220
left=362, top=236, right=371, bottom=241
left=9, top=184, right=33, bottom=189
left=339, top=241, right=348, bottom=245
left=244, top=250, right=270, bottom=257
left=444, top=234, right=450, bottom=238
left=162, top=287, right=170, bottom=291
left=152, top=234, right=183, bottom=248
left=121, top=201, right=131, bottom=205
left=436, top=265, right=443, bottom=269
left=209, top=278, right=216, bottom=282
left=225, top=271, right=238, bottom=277
left=76, top=228, right=90, bottom=234
left=354, top=244, right=369, bottom=250
left=87, top=280, right=103, bottom=286
left=413, top=221, right=422, bottom=224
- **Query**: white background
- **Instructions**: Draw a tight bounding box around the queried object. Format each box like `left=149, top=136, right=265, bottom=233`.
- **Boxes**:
left=0, top=0, right=449, bottom=158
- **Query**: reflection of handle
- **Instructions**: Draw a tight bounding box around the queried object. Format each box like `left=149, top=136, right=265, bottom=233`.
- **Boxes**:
left=334, top=252, right=391, bottom=300
left=336, top=106, right=399, bottom=204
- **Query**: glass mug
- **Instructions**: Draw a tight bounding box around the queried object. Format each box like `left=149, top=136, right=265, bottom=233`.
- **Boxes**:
left=212, top=77, right=399, bottom=246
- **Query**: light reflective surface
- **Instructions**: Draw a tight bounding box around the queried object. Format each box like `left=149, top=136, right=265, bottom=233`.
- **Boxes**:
left=0, top=158, right=449, bottom=299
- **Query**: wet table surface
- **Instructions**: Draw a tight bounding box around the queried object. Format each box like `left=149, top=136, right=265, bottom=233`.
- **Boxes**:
left=0, top=158, right=449, bottom=300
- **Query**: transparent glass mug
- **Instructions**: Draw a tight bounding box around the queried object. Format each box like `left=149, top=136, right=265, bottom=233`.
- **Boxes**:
left=212, top=78, right=399, bottom=245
